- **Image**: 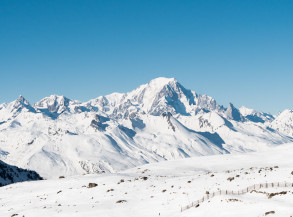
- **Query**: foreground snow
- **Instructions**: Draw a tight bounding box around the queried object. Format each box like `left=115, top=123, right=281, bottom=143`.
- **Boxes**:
left=1, top=143, right=293, bottom=217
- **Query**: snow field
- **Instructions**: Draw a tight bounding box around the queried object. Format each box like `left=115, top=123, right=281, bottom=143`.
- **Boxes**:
left=0, top=144, right=293, bottom=217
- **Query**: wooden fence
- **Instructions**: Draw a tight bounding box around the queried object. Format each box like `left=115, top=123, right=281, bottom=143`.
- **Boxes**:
left=181, top=181, right=293, bottom=212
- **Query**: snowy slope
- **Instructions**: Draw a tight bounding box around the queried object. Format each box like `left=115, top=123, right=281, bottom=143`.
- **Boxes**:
left=239, top=106, right=274, bottom=123
left=0, top=109, right=227, bottom=179
left=270, top=109, right=293, bottom=137
left=0, top=143, right=293, bottom=217
left=0, top=77, right=292, bottom=179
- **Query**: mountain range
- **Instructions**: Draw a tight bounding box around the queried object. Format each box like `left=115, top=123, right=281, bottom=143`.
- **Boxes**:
left=0, top=77, right=292, bottom=179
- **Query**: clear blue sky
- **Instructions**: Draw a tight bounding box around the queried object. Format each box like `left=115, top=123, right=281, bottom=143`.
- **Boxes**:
left=1, top=0, right=292, bottom=114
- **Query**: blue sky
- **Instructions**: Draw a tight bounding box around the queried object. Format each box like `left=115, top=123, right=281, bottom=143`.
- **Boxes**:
left=0, top=0, right=292, bottom=114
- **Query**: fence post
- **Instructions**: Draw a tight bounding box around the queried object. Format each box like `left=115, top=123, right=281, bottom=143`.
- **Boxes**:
left=181, top=181, right=293, bottom=213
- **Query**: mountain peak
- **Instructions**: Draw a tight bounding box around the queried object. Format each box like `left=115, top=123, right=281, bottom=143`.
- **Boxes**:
left=4, top=95, right=36, bottom=115
left=123, top=77, right=195, bottom=115
left=47, top=94, right=69, bottom=101
left=148, top=77, right=177, bottom=85
left=15, top=95, right=34, bottom=109
left=18, top=95, right=25, bottom=101
left=270, top=109, right=293, bottom=137
left=226, top=103, right=242, bottom=121
left=139, top=77, right=179, bottom=94
left=36, top=94, right=71, bottom=104
left=34, top=94, right=72, bottom=115
left=89, top=77, right=223, bottom=117
left=276, top=109, right=293, bottom=119
left=17, top=95, right=30, bottom=104
left=239, top=106, right=256, bottom=116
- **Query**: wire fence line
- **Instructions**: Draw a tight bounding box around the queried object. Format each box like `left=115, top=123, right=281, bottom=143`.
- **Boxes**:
left=181, top=181, right=293, bottom=212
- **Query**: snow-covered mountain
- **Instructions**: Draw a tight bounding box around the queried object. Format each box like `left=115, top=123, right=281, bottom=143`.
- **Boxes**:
left=239, top=106, right=275, bottom=123
left=0, top=77, right=292, bottom=179
left=88, top=77, right=224, bottom=118
left=270, top=109, right=293, bottom=137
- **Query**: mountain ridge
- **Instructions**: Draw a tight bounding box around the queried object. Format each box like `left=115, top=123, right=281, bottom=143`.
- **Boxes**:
left=0, top=77, right=292, bottom=179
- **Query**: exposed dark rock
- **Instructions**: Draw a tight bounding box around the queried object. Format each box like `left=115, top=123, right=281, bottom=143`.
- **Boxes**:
left=162, top=112, right=175, bottom=132
left=90, top=120, right=109, bottom=132
left=88, top=183, right=98, bottom=188
left=116, top=200, right=127, bottom=203
left=265, top=211, right=275, bottom=215
left=0, top=160, right=42, bottom=187
left=227, top=177, right=234, bottom=182
left=268, top=191, right=287, bottom=199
